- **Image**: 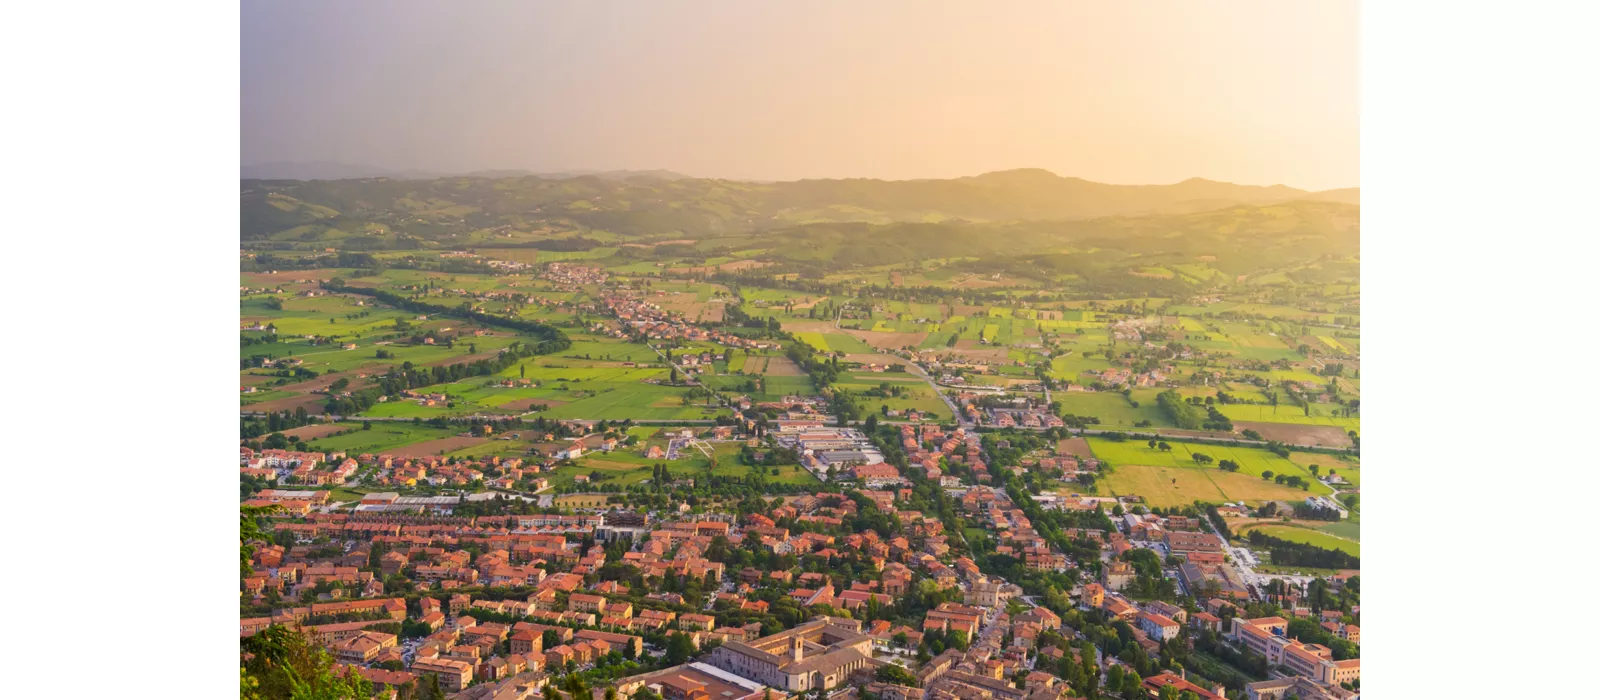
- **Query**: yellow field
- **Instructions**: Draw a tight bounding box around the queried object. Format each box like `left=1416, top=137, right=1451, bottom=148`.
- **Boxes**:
left=1099, top=466, right=1225, bottom=508
left=1100, top=464, right=1324, bottom=508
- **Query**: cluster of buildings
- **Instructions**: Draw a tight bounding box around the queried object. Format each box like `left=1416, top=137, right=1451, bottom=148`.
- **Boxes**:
left=895, top=423, right=984, bottom=484
left=541, top=263, right=609, bottom=287
left=238, top=365, right=1360, bottom=700
left=240, top=448, right=359, bottom=487
left=984, top=407, right=1065, bottom=429
left=772, top=426, right=886, bottom=481
left=599, top=290, right=779, bottom=351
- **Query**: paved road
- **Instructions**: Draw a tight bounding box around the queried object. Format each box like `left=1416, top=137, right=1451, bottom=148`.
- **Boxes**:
left=904, top=360, right=971, bottom=428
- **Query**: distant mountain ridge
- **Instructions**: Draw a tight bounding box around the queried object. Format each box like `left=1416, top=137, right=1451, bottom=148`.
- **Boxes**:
left=241, top=168, right=1357, bottom=242
left=241, top=162, right=696, bottom=182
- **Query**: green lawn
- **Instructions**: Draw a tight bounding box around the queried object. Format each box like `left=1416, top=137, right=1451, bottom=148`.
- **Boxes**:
left=1317, top=521, right=1361, bottom=542
left=1244, top=524, right=1360, bottom=557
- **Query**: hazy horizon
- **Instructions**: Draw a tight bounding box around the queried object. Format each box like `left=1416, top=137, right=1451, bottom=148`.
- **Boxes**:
left=239, top=162, right=1357, bottom=192
left=244, top=1, right=1359, bottom=190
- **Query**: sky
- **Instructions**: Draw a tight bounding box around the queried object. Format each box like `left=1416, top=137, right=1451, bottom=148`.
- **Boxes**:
left=242, top=1, right=1358, bottom=190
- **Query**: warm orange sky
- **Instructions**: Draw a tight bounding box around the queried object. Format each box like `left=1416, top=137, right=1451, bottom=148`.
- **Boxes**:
left=244, top=1, right=1358, bottom=189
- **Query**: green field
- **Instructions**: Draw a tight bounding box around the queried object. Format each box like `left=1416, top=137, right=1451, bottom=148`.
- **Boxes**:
left=1317, top=521, right=1361, bottom=542
left=1219, top=404, right=1359, bottom=429
left=1097, top=464, right=1327, bottom=509
left=537, top=383, right=733, bottom=421
left=1088, top=437, right=1332, bottom=507
left=1242, top=523, right=1360, bottom=557
left=794, top=332, right=831, bottom=353
left=1054, top=392, right=1168, bottom=426
left=549, top=443, right=820, bottom=490
left=304, top=424, right=459, bottom=454
left=833, top=372, right=948, bottom=419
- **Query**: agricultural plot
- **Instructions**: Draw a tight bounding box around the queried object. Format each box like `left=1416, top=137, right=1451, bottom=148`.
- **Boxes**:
left=303, top=424, right=459, bottom=454
left=755, top=357, right=806, bottom=377
left=1087, top=438, right=1333, bottom=507
left=1087, top=439, right=1325, bottom=484
left=1219, top=404, right=1359, bottom=430
left=1098, top=464, right=1327, bottom=509
left=536, top=383, right=732, bottom=421
left=1236, top=523, right=1360, bottom=557
left=793, top=332, right=832, bottom=353
left=758, top=375, right=819, bottom=399
left=833, top=372, right=948, bottom=418
left=1053, top=391, right=1170, bottom=427
left=1288, top=452, right=1360, bottom=487
left=1095, top=465, right=1225, bottom=508
left=548, top=442, right=820, bottom=490
left=1234, top=421, right=1353, bottom=448
left=1047, top=354, right=1115, bottom=383
left=819, top=333, right=877, bottom=354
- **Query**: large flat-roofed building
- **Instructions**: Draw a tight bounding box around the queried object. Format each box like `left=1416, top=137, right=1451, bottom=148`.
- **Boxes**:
left=615, top=662, right=770, bottom=700
left=1247, top=675, right=1359, bottom=700
left=707, top=619, right=877, bottom=692
left=1178, top=561, right=1251, bottom=600
left=1230, top=617, right=1359, bottom=687
left=412, top=657, right=474, bottom=693
left=1164, top=531, right=1224, bottom=557
left=1231, top=617, right=1292, bottom=664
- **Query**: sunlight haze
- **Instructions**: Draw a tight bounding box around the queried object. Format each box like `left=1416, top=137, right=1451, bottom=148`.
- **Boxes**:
left=243, top=0, right=1358, bottom=189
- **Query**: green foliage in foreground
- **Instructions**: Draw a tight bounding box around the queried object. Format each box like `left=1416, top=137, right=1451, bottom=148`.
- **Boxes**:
left=241, top=626, right=372, bottom=700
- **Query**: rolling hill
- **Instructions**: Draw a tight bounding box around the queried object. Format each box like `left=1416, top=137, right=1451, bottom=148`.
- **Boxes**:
left=241, top=169, right=1358, bottom=244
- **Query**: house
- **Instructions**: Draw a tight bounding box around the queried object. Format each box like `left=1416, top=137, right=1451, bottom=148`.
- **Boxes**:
left=334, top=631, right=398, bottom=664
left=1142, top=672, right=1225, bottom=699
left=411, top=657, right=474, bottom=693
left=1081, top=583, right=1105, bottom=609
left=1137, top=612, right=1181, bottom=642
left=510, top=629, right=543, bottom=656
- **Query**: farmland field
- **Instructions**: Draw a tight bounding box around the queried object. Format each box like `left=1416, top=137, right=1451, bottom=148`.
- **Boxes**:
left=1054, top=392, right=1170, bottom=427
left=1088, top=437, right=1333, bottom=507
left=1219, top=404, right=1360, bottom=429
left=1237, top=523, right=1361, bottom=557
left=304, top=424, right=459, bottom=454
left=1098, top=464, right=1326, bottom=508
left=545, top=442, right=821, bottom=490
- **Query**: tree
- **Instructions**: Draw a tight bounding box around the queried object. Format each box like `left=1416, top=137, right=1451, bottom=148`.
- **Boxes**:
left=1157, top=442, right=1172, bottom=452
left=241, top=625, right=374, bottom=700
left=1106, top=665, right=1124, bottom=692
left=665, top=632, right=695, bottom=665
left=876, top=664, right=917, bottom=686
left=423, top=673, right=445, bottom=700
left=1261, top=470, right=1274, bottom=480
left=241, top=504, right=278, bottom=576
